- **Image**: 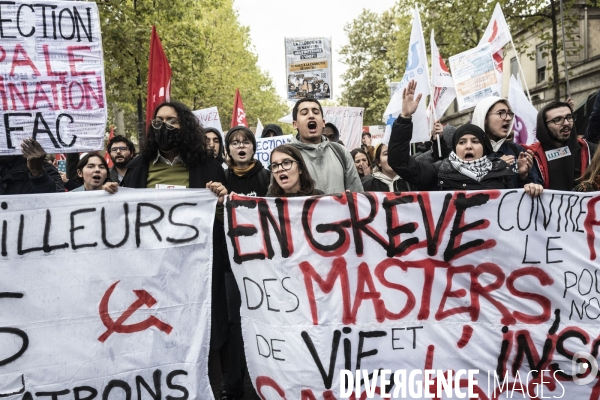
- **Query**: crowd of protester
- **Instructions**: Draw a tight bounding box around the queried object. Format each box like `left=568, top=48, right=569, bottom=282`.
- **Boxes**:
left=1, top=78, right=599, bottom=400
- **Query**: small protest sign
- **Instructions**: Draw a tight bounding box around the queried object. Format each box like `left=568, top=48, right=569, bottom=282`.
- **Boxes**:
left=193, top=106, right=224, bottom=136
left=254, top=135, right=292, bottom=167
left=449, top=44, right=501, bottom=111
left=0, top=0, right=107, bottom=155
left=0, top=189, right=216, bottom=399
left=285, top=37, right=332, bottom=101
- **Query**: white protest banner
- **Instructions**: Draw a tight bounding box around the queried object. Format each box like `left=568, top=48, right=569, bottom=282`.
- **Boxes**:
left=285, top=37, right=332, bottom=101
left=0, top=190, right=216, bottom=399
left=0, top=0, right=107, bottom=155
left=193, top=106, right=224, bottom=136
left=226, top=190, right=600, bottom=399
left=323, top=107, right=364, bottom=150
left=255, top=134, right=292, bottom=167
left=450, top=44, right=501, bottom=111
left=508, top=75, right=539, bottom=145
left=383, top=7, right=430, bottom=144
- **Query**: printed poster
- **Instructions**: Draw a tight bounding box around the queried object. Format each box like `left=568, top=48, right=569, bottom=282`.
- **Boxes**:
left=285, top=37, right=332, bottom=101
left=449, top=44, right=501, bottom=111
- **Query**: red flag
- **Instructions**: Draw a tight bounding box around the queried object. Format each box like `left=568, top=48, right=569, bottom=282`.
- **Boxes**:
left=146, top=26, right=172, bottom=130
left=104, top=125, right=114, bottom=168
left=230, top=88, right=248, bottom=128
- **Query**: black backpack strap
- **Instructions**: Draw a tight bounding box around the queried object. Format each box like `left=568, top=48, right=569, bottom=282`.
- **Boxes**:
left=257, top=167, right=270, bottom=193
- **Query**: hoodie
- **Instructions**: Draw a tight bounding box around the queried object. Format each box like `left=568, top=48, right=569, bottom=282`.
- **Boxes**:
left=472, top=96, right=543, bottom=187
left=528, top=103, right=596, bottom=190
left=290, top=134, right=363, bottom=194
left=325, top=122, right=340, bottom=142
left=262, top=124, right=283, bottom=137
left=225, top=161, right=270, bottom=197
left=472, top=96, right=514, bottom=151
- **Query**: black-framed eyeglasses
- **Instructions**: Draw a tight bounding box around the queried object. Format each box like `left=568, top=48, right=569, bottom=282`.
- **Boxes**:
left=270, top=160, right=297, bottom=173
left=488, top=110, right=515, bottom=120
left=546, top=114, right=575, bottom=126
left=230, top=140, right=252, bottom=149
left=110, top=146, right=129, bottom=153
left=151, top=118, right=179, bottom=130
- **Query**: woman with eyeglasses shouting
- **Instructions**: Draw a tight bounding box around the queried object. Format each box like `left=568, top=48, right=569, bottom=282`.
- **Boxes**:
left=119, top=101, right=231, bottom=382
left=224, top=126, right=270, bottom=197
left=471, top=96, right=543, bottom=189
left=266, top=144, right=323, bottom=197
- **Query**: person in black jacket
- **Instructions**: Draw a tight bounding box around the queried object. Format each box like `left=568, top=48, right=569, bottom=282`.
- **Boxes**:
left=119, top=101, right=231, bottom=395
left=0, top=138, right=64, bottom=195
left=221, top=126, right=270, bottom=400
left=205, top=127, right=225, bottom=162
left=361, top=144, right=411, bottom=192
left=388, top=80, right=543, bottom=197
left=224, top=126, right=270, bottom=197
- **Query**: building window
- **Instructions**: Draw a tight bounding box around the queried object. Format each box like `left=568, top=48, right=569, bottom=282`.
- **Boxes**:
left=536, top=43, right=546, bottom=83
left=510, top=57, right=518, bottom=79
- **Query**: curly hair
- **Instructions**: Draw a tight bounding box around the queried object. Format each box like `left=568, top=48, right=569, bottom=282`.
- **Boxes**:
left=141, top=101, right=208, bottom=167
left=266, top=144, right=316, bottom=197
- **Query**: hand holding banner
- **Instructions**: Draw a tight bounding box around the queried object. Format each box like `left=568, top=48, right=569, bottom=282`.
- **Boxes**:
left=0, top=189, right=217, bottom=399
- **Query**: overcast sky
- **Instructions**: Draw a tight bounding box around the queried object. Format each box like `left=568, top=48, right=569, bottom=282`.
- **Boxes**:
left=234, top=0, right=396, bottom=104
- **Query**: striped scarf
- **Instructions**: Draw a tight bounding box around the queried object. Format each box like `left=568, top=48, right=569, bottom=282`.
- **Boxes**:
left=449, top=151, right=492, bottom=182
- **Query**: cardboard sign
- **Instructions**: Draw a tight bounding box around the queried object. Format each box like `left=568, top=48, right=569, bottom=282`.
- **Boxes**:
left=225, top=190, right=600, bottom=399
left=0, top=190, right=217, bottom=399
left=0, top=0, right=107, bottom=155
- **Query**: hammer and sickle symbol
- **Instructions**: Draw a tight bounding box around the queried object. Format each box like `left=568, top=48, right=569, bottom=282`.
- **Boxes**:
left=98, top=281, right=173, bottom=343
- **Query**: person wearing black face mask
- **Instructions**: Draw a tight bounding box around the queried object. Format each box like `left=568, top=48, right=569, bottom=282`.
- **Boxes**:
left=121, top=101, right=226, bottom=190
left=119, top=101, right=231, bottom=390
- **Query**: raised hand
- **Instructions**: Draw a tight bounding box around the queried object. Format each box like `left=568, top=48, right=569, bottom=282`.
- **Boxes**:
left=401, top=80, right=422, bottom=119
left=21, top=138, right=46, bottom=177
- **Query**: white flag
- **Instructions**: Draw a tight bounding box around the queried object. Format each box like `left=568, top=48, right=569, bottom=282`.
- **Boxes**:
left=508, top=75, right=538, bottom=145
left=256, top=118, right=264, bottom=138
left=383, top=6, right=430, bottom=144
left=478, top=3, right=511, bottom=90
left=430, top=30, right=456, bottom=123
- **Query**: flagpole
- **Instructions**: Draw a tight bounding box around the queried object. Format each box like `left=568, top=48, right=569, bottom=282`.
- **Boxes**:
left=510, top=40, right=532, bottom=101
left=429, top=25, right=440, bottom=158
left=559, top=0, right=571, bottom=96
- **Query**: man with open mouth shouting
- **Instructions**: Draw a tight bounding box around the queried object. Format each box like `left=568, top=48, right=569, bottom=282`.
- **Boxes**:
left=289, top=98, right=363, bottom=194
left=527, top=101, right=598, bottom=190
